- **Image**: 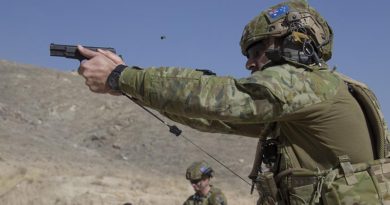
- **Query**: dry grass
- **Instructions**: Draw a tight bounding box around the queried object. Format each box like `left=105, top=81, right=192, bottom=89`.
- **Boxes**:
left=0, top=60, right=259, bottom=205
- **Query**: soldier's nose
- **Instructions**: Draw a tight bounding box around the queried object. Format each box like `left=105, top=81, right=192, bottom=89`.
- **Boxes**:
left=246, top=59, right=256, bottom=70
left=246, top=64, right=259, bottom=74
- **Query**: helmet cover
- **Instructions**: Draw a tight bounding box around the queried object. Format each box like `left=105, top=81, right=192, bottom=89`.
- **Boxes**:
left=240, top=0, right=333, bottom=61
left=186, top=161, right=213, bottom=180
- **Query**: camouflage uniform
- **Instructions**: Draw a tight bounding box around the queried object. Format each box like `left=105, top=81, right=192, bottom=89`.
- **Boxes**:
left=116, top=1, right=389, bottom=204
left=183, top=186, right=227, bottom=205
left=184, top=161, right=227, bottom=205
left=118, top=61, right=385, bottom=204
left=119, top=62, right=374, bottom=170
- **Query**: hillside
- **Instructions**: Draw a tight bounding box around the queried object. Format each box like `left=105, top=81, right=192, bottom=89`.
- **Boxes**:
left=0, top=60, right=259, bottom=205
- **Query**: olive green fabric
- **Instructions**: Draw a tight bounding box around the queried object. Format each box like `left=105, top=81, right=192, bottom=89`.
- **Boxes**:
left=120, top=63, right=375, bottom=170
left=183, top=186, right=227, bottom=205
left=334, top=71, right=390, bottom=159
left=117, top=58, right=390, bottom=204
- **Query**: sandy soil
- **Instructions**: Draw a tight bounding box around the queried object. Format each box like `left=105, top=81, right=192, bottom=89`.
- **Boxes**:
left=0, top=60, right=259, bottom=205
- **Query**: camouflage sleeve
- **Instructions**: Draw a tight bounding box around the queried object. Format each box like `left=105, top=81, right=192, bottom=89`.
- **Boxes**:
left=163, top=112, right=265, bottom=138
left=209, top=190, right=228, bottom=205
left=183, top=195, right=196, bottom=205
left=119, top=66, right=282, bottom=129
left=182, top=199, right=191, bottom=205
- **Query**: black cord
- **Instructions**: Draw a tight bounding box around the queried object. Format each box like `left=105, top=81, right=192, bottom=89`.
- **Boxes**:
left=122, top=93, right=252, bottom=186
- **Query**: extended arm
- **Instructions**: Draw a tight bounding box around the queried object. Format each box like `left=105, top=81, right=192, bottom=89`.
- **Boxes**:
left=119, top=66, right=281, bottom=124
left=75, top=47, right=282, bottom=134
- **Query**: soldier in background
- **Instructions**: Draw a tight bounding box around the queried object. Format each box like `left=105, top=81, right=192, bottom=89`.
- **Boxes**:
left=183, top=161, right=227, bottom=205
left=77, top=0, right=389, bottom=204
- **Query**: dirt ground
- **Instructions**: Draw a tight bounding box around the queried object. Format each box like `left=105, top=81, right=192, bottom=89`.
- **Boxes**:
left=0, top=60, right=260, bottom=205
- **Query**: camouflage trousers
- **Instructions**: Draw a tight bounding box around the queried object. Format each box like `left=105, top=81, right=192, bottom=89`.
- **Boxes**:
left=256, top=158, right=390, bottom=205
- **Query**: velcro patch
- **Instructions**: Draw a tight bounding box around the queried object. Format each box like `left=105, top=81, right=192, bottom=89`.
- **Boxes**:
left=268, top=5, right=289, bottom=19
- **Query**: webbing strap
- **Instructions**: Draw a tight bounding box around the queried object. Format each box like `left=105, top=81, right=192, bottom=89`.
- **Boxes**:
left=338, top=155, right=358, bottom=185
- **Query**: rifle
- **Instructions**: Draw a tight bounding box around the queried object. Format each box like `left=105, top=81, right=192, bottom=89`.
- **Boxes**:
left=49, top=43, right=117, bottom=61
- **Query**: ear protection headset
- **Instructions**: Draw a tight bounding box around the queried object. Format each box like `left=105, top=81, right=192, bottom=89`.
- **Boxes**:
left=200, top=165, right=214, bottom=178
left=266, top=11, right=325, bottom=66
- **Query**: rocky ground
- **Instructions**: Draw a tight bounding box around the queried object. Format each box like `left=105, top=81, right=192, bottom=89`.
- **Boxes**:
left=0, top=60, right=259, bottom=205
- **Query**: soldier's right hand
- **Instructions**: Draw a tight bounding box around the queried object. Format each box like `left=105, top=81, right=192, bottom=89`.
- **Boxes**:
left=77, top=45, right=125, bottom=95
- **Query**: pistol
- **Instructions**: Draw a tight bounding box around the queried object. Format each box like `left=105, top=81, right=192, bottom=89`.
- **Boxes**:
left=49, top=43, right=117, bottom=61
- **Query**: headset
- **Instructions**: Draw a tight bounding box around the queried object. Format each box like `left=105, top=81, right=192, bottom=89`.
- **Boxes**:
left=200, top=165, right=214, bottom=178
left=265, top=11, right=329, bottom=66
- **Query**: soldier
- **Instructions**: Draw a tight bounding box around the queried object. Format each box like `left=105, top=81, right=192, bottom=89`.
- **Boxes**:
left=183, top=161, right=227, bottom=205
left=77, top=0, right=389, bottom=204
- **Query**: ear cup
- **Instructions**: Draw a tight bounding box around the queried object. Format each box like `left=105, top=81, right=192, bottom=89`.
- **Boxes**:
left=202, top=167, right=214, bottom=177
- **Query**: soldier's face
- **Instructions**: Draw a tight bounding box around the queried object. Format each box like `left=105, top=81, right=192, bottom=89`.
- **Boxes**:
left=191, top=177, right=210, bottom=195
left=245, top=39, right=274, bottom=74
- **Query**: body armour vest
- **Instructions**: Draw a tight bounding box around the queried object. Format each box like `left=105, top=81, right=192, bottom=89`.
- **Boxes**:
left=243, top=63, right=390, bottom=205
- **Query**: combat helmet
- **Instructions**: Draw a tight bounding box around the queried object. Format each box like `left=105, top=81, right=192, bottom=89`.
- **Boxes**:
left=240, top=0, right=333, bottom=62
left=186, top=161, right=214, bottom=180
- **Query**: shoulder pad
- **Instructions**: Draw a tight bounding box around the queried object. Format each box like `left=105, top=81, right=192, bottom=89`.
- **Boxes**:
left=333, top=71, right=368, bottom=88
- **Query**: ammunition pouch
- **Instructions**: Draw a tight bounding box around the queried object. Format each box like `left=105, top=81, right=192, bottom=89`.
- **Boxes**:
left=255, top=158, right=390, bottom=205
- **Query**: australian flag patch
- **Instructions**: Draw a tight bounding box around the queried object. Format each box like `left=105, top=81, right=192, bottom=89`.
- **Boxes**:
left=268, top=5, right=289, bottom=19
left=200, top=166, right=209, bottom=174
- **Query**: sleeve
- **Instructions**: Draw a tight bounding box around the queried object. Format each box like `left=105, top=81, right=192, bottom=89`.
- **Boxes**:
left=209, top=191, right=228, bottom=205
left=163, top=112, right=265, bottom=138
left=183, top=195, right=194, bottom=205
left=119, top=66, right=282, bottom=130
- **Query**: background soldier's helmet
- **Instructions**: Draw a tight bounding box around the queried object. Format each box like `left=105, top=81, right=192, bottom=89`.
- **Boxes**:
left=240, top=0, right=333, bottom=61
left=186, top=161, right=214, bottom=180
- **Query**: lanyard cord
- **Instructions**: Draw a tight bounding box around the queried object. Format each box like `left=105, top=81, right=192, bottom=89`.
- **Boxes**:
left=122, top=93, right=252, bottom=187
left=180, top=133, right=252, bottom=186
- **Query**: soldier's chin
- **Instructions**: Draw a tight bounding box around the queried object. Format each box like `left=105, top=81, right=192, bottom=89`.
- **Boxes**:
left=251, top=69, right=260, bottom=74
left=249, top=66, right=262, bottom=74
left=193, top=187, right=202, bottom=193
